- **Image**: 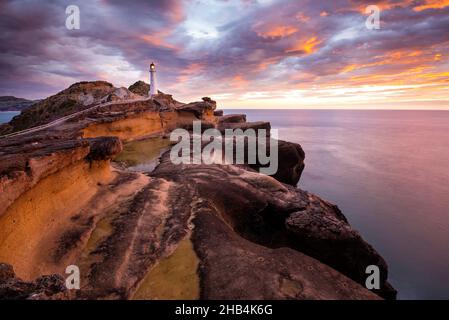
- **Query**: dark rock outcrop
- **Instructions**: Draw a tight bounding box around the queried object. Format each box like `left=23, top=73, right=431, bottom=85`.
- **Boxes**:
left=244, top=138, right=305, bottom=186
left=152, top=92, right=185, bottom=109
left=218, top=114, right=246, bottom=124
left=285, top=193, right=396, bottom=299
left=0, top=263, right=15, bottom=281
left=128, top=80, right=150, bottom=97
left=272, top=140, right=305, bottom=186
left=86, top=137, right=123, bottom=161
left=217, top=121, right=271, bottom=135
left=0, top=263, right=68, bottom=300
left=175, top=97, right=216, bottom=119
left=215, top=119, right=304, bottom=186
left=152, top=151, right=395, bottom=299
left=192, top=210, right=379, bottom=300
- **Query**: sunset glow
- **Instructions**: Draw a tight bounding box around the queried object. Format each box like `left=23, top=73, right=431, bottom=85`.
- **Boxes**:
left=0, top=0, right=448, bottom=109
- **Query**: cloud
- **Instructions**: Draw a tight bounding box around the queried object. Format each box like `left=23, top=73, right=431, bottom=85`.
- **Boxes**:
left=0, top=0, right=448, bottom=108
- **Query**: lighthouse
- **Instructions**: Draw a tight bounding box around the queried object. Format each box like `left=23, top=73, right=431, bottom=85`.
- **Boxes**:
left=149, top=62, right=157, bottom=97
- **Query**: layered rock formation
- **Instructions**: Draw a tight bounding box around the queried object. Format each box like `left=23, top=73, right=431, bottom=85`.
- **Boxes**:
left=0, top=81, right=396, bottom=300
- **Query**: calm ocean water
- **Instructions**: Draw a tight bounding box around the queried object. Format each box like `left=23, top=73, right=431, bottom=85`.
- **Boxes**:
left=232, top=109, right=449, bottom=300
left=0, top=111, right=19, bottom=124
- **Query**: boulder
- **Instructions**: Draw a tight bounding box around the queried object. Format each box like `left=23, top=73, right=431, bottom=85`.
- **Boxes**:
left=102, top=87, right=143, bottom=102
left=128, top=80, right=150, bottom=97
left=273, top=140, right=305, bottom=186
left=218, top=114, right=246, bottom=124
left=243, top=138, right=305, bottom=186
left=175, top=98, right=217, bottom=119
left=217, top=121, right=271, bottom=135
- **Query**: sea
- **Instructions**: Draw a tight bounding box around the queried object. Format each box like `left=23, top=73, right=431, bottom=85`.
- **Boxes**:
left=233, top=109, right=449, bottom=300
left=0, top=111, right=19, bottom=124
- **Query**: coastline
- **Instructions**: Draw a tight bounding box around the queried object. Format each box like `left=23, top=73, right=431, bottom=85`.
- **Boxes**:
left=238, top=108, right=449, bottom=299
left=0, top=111, right=20, bottom=125
left=0, top=81, right=396, bottom=300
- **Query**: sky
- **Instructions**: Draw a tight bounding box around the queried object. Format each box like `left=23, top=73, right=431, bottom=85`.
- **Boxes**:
left=0, top=0, right=448, bottom=109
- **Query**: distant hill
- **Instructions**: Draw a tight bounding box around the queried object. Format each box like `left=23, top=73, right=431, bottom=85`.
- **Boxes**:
left=0, top=81, right=149, bottom=135
left=0, top=96, right=39, bottom=112
left=0, top=81, right=161, bottom=135
left=0, top=81, right=117, bottom=134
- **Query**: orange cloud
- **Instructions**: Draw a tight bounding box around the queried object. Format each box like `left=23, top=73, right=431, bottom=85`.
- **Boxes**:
left=287, top=37, right=321, bottom=54
left=256, top=57, right=280, bottom=71
left=232, top=75, right=249, bottom=88
left=434, top=53, right=443, bottom=61
left=139, top=29, right=178, bottom=51
left=353, top=0, right=417, bottom=13
left=340, top=50, right=428, bottom=74
left=387, top=50, right=423, bottom=59
left=417, top=71, right=449, bottom=79
left=341, top=64, right=358, bottom=73
left=254, top=24, right=298, bottom=39
left=413, top=0, right=449, bottom=11
left=353, top=0, right=449, bottom=12
left=164, top=0, right=185, bottom=23
left=176, top=63, right=204, bottom=83
left=347, top=65, right=440, bottom=86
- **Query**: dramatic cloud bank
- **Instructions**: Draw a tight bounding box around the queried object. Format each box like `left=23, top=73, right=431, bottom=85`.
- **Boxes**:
left=0, top=0, right=448, bottom=108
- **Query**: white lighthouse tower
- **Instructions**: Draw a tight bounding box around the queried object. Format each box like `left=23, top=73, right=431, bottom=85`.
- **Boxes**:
left=149, top=62, right=157, bottom=97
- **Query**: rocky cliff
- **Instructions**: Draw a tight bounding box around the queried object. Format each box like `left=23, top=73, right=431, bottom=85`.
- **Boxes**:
left=0, top=81, right=152, bottom=135
left=0, top=81, right=396, bottom=300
